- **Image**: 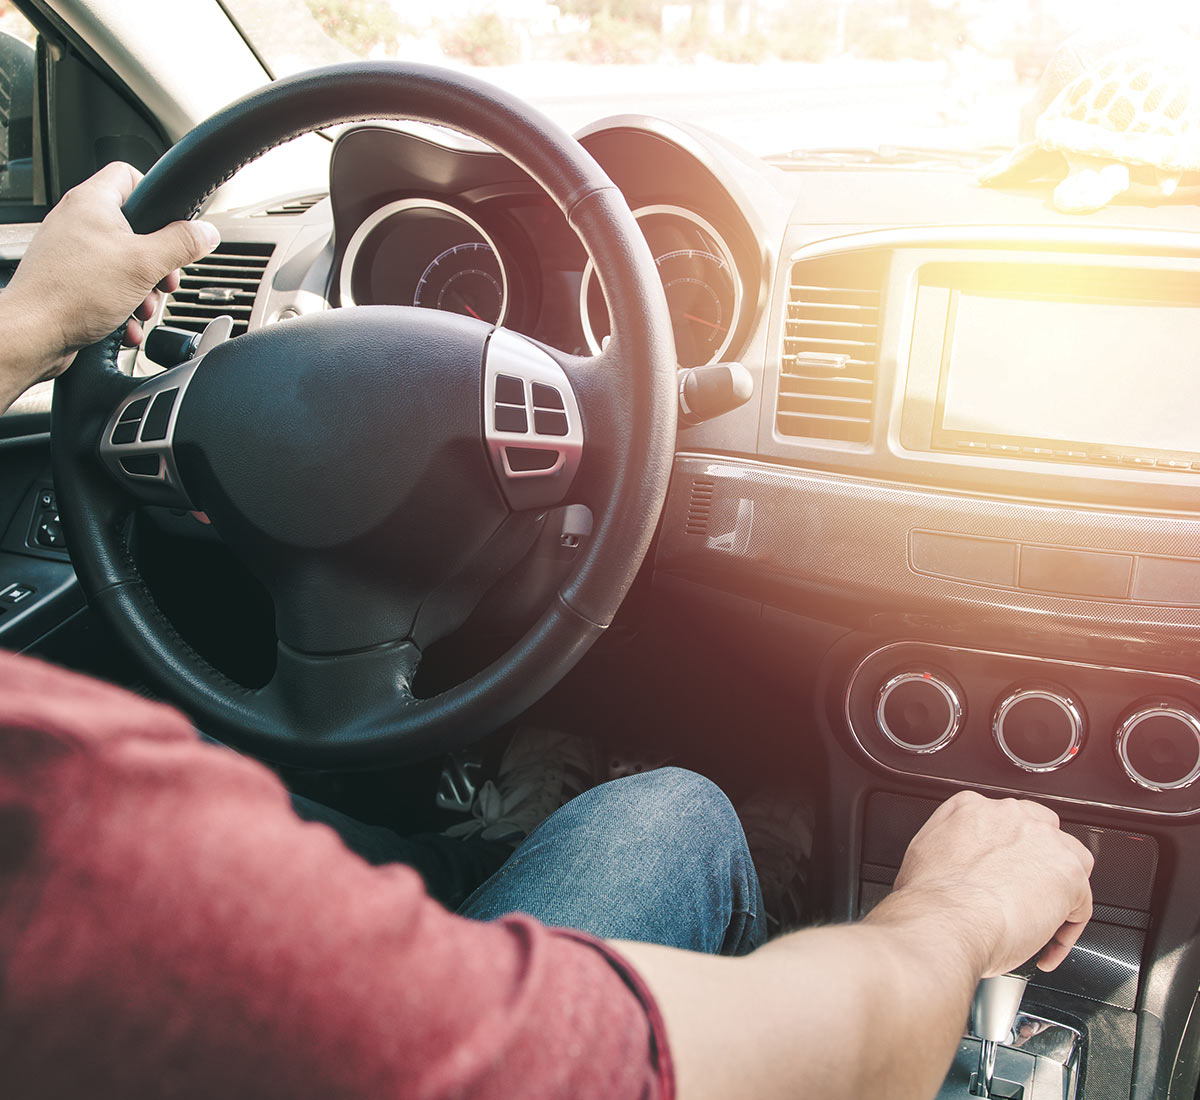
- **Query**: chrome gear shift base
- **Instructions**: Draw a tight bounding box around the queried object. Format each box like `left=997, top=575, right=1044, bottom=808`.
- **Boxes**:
left=939, top=1014, right=1083, bottom=1100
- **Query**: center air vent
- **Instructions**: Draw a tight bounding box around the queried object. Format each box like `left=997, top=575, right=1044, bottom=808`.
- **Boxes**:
left=776, top=251, right=888, bottom=444
left=162, top=241, right=275, bottom=338
left=255, top=194, right=325, bottom=217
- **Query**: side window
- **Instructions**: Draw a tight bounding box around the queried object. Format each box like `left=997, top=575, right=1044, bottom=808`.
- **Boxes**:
left=0, top=2, right=37, bottom=207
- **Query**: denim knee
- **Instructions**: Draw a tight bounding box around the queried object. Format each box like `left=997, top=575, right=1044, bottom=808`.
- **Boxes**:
left=578, top=766, right=744, bottom=857
left=459, top=765, right=766, bottom=953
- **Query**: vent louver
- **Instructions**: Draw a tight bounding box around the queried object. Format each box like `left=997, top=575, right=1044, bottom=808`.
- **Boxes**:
left=776, top=251, right=888, bottom=444
left=685, top=478, right=715, bottom=536
left=162, top=242, right=275, bottom=338
left=255, top=194, right=325, bottom=217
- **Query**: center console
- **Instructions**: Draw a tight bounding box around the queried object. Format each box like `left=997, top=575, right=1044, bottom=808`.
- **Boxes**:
left=657, top=225, right=1200, bottom=1100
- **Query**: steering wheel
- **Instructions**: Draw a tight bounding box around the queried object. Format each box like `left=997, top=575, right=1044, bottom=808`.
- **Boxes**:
left=51, top=63, right=677, bottom=767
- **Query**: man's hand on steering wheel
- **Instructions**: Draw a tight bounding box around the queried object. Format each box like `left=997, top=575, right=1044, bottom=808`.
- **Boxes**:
left=0, top=162, right=219, bottom=413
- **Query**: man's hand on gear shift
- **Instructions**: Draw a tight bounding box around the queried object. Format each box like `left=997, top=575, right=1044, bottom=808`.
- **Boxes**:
left=891, top=790, right=1095, bottom=976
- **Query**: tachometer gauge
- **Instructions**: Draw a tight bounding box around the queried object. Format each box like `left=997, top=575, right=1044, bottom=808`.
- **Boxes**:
left=414, top=241, right=504, bottom=323
left=581, top=205, right=742, bottom=368
left=339, top=197, right=508, bottom=325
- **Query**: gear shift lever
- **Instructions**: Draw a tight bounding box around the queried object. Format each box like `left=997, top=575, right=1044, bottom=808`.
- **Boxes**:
left=968, top=958, right=1039, bottom=1097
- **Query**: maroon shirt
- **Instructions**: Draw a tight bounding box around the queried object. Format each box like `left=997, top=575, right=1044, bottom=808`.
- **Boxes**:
left=0, top=651, right=674, bottom=1098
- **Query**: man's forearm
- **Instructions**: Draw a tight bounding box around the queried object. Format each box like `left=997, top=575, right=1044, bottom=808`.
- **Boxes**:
left=613, top=886, right=986, bottom=1100
left=0, top=292, right=69, bottom=415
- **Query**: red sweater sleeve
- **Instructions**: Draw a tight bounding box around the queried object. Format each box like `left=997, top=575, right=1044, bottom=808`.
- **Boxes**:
left=0, top=651, right=674, bottom=1100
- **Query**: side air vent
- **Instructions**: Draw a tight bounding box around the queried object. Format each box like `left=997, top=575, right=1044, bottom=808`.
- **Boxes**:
left=255, top=194, right=325, bottom=217
left=776, top=251, right=888, bottom=444
left=685, top=478, right=715, bottom=536
left=162, top=241, right=275, bottom=338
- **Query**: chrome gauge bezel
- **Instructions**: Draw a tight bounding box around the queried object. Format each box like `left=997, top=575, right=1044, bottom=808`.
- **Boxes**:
left=579, top=203, right=742, bottom=366
left=339, top=197, right=509, bottom=324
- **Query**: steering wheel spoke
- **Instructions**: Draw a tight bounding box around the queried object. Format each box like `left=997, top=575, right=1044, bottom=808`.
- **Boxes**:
left=264, top=637, right=423, bottom=744
left=99, top=357, right=202, bottom=509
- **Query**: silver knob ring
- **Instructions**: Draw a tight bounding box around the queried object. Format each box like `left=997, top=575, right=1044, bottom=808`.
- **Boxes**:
left=992, top=686, right=1084, bottom=773
left=1116, top=702, right=1200, bottom=792
left=876, top=671, right=964, bottom=754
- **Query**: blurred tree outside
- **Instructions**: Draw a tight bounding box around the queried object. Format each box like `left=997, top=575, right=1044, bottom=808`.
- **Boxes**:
left=440, top=11, right=523, bottom=65
left=304, top=0, right=403, bottom=56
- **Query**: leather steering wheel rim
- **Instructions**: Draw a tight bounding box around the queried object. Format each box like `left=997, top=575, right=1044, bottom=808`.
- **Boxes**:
left=51, top=62, right=677, bottom=767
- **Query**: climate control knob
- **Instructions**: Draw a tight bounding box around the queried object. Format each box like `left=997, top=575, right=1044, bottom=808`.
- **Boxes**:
left=993, top=684, right=1084, bottom=772
left=876, top=669, right=964, bottom=753
left=1116, top=700, right=1200, bottom=791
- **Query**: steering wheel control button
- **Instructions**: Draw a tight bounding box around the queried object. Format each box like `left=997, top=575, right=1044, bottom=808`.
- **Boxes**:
left=495, top=374, right=524, bottom=405
left=1116, top=701, right=1200, bottom=791
left=875, top=669, right=964, bottom=753
left=993, top=684, right=1085, bottom=772
left=120, top=455, right=163, bottom=478
left=110, top=421, right=139, bottom=446
left=494, top=405, right=528, bottom=434
left=100, top=354, right=205, bottom=507
left=531, top=382, right=564, bottom=410
left=140, top=388, right=181, bottom=442
left=118, top=396, right=151, bottom=424
left=533, top=409, right=569, bottom=437
left=484, top=328, right=583, bottom=509
left=506, top=447, right=559, bottom=473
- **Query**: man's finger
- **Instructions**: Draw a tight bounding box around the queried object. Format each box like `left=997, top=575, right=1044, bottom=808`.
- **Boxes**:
left=135, top=290, right=162, bottom=323
left=156, top=270, right=181, bottom=295
left=85, top=160, right=144, bottom=205
left=122, top=318, right=144, bottom=348
left=1037, top=917, right=1089, bottom=972
left=141, top=219, right=220, bottom=285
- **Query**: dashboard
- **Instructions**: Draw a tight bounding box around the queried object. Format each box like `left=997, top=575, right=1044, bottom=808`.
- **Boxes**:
left=141, top=115, right=1200, bottom=828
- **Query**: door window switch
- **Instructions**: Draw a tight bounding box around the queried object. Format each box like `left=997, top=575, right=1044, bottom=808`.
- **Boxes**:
left=0, top=583, right=36, bottom=606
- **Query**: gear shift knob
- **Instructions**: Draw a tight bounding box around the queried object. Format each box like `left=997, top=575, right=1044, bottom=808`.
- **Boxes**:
left=970, top=972, right=1030, bottom=1042
left=968, top=959, right=1039, bottom=1097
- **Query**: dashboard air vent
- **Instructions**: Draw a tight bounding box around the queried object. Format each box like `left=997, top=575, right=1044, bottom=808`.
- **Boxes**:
left=255, top=194, right=325, bottom=217
left=776, top=251, right=888, bottom=444
left=162, top=242, right=275, bottom=338
left=685, top=478, right=715, bottom=536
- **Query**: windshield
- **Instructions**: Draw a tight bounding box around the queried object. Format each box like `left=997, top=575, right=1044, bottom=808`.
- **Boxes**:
left=224, top=0, right=1199, bottom=158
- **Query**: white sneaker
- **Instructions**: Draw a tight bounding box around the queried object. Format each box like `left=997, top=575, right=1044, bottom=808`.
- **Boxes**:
left=444, top=726, right=598, bottom=843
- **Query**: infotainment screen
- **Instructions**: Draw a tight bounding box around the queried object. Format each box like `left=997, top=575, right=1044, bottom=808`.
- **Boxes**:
left=931, top=286, right=1200, bottom=462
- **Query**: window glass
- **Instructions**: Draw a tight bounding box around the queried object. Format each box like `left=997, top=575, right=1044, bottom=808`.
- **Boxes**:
left=0, top=1, right=37, bottom=204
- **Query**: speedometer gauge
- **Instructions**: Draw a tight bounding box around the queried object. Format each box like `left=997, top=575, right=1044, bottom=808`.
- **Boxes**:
left=414, top=241, right=504, bottom=323
left=581, top=205, right=742, bottom=368
left=339, top=197, right=509, bottom=325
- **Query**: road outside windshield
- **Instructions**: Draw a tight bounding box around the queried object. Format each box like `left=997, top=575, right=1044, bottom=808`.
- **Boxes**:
left=221, top=0, right=1200, bottom=158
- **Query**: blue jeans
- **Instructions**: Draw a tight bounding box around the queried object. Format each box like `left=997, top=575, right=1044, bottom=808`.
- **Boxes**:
left=291, top=767, right=767, bottom=956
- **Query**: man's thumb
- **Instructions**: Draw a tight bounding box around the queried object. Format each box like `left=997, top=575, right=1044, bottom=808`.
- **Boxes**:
left=144, top=218, right=220, bottom=277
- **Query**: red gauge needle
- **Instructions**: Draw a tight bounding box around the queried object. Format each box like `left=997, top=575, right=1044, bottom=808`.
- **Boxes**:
left=683, top=312, right=728, bottom=334
left=462, top=302, right=482, bottom=320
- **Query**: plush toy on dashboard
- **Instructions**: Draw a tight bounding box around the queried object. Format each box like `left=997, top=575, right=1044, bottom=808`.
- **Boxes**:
left=981, top=35, right=1200, bottom=214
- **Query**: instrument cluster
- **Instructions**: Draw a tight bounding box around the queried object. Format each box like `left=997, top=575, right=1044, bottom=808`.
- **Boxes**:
left=331, top=124, right=753, bottom=370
